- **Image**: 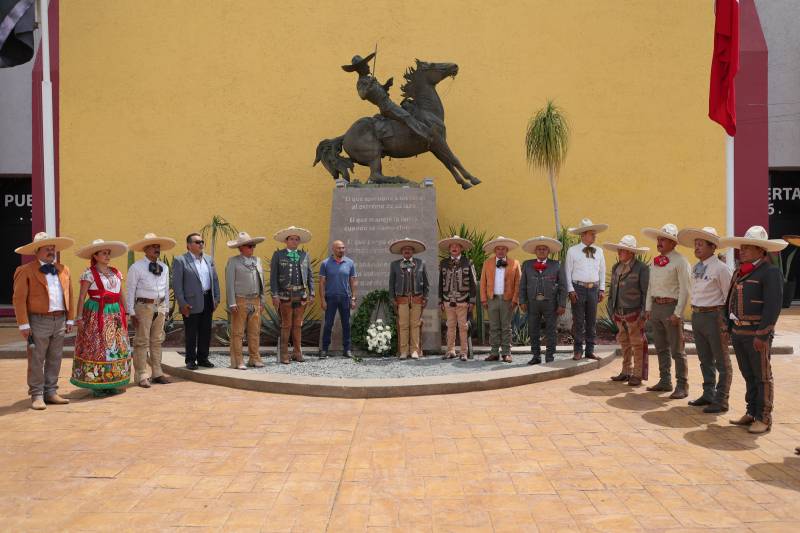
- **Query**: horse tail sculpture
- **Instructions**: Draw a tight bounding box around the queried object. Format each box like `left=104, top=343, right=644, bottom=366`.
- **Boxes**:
left=313, top=136, right=354, bottom=181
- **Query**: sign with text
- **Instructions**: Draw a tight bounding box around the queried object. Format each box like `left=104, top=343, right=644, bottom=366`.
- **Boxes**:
left=326, top=186, right=440, bottom=351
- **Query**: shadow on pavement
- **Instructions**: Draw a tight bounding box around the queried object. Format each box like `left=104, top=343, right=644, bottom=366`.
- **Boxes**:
left=746, top=456, right=800, bottom=492
left=570, top=380, right=627, bottom=397
left=683, top=423, right=761, bottom=450
left=606, top=391, right=673, bottom=411
left=641, top=405, right=709, bottom=429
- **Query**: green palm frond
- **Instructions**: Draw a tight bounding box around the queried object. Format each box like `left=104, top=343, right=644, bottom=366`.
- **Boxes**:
left=525, top=100, right=570, bottom=174
left=200, top=215, right=239, bottom=261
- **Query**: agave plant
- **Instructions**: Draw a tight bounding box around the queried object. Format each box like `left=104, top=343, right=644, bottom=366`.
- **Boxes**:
left=200, top=215, right=239, bottom=262
left=526, top=100, right=570, bottom=235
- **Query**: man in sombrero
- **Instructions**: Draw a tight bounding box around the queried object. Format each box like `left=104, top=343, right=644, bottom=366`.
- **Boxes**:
left=602, top=235, right=650, bottom=386
left=677, top=227, right=733, bottom=413
left=642, top=223, right=691, bottom=399
left=270, top=226, right=314, bottom=364
left=127, top=232, right=176, bottom=387
left=12, top=232, right=75, bottom=410
left=342, top=52, right=431, bottom=142
left=438, top=235, right=477, bottom=360
left=480, top=236, right=521, bottom=363
left=565, top=218, right=608, bottom=361
left=388, top=238, right=429, bottom=360
left=721, top=226, right=787, bottom=434
left=519, top=236, right=566, bottom=365
left=226, top=231, right=267, bottom=369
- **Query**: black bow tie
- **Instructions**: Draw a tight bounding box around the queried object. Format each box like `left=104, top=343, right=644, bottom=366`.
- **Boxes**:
left=496, top=259, right=507, bottom=268
left=148, top=262, right=163, bottom=276
left=583, top=246, right=595, bottom=258
left=40, top=263, right=57, bottom=276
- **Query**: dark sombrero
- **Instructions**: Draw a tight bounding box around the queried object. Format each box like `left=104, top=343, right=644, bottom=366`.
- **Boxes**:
left=341, top=53, right=375, bottom=72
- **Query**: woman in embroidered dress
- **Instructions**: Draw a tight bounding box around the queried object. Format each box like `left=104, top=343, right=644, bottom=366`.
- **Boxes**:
left=71, top=239, right=131, bottom=397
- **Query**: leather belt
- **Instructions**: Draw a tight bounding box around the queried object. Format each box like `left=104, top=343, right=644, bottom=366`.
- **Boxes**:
left=32, top=311, right=65, bottom=317
left=692, top=305, right=724, bottom=313
left=733, top=319, right=756, bottom=326
left=654, top=297, right=678, bottom=305
left=574, top=281, right=597, bottom=289
left=535, top=294, right=546, bottom=301
left=136, top=297, right=165, bottom=304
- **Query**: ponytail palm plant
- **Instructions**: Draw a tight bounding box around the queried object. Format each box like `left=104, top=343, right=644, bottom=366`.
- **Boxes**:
left=525, top=100, right=571, bottom=235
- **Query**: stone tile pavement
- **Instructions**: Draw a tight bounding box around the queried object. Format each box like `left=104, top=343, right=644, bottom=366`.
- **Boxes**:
left=0, top=318, right=799, bottom=531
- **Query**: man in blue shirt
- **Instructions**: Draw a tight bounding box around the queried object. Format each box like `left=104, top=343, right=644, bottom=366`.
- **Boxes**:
left=319, top=240, right=358, bottom=358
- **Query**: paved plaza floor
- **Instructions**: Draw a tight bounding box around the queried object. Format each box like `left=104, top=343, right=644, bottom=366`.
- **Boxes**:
left=0, top=318, right=799, bottom=532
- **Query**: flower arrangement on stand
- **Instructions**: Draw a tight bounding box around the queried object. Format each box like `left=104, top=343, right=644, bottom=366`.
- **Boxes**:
left=366, top=319, right=393, bottom=355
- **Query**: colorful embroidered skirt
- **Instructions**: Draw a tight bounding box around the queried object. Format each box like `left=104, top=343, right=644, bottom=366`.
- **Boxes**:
left=71, top=299, right=131, bottom=389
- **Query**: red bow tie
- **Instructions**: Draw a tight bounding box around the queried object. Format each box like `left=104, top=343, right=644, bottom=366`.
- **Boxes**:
left=534, top=261, right=547, bottom=272
left=739, top=262, right=755, bottom=275
left=654, top=255, right=670, bottom=267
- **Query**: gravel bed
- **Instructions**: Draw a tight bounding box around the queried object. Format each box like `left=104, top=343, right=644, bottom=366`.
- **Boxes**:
left=203, top=351, right=580, bottom=379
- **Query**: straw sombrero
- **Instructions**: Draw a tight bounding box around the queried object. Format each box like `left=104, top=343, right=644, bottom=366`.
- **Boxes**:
left=273, top=226, right=312, bottom=243
left=438, top=235, right=473, bottom=252
left=602, top=235, right=649, bottom=253
left=389, top=238, right=426, bottom=255
left=15, top=232, right=74, bottom=255
left=642, top=223, right=679, bottom=243
left=227, top=231, right=266, bottom=248
left=719, top=226, right=788, bottom=253
left=482, top=236, right=520, bottom=254
left=129, top=233, right=177, bottom=252
left=76, top=239, right=128, bottom=259
left=568, top=218, right=608, bottom=235
left=522, top=236, right=562, bottom=255
left=677, top=227, right=724, bottom=249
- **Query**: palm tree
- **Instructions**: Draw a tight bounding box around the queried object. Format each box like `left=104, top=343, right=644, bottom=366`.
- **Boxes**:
left=525, top=100, right=571, bottom=235
left=200, top=215, right=239, bottom=262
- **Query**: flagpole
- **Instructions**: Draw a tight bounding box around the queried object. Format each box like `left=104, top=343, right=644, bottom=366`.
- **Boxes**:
left=37, top=0, right=57, bottom=236
left=726, top=134, right=735, bottom=267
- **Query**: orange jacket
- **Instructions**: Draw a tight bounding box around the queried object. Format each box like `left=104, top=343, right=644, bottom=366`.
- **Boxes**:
left=480, top=256, right=521, bottom=304
left=12, top=261, right=75, bottom=326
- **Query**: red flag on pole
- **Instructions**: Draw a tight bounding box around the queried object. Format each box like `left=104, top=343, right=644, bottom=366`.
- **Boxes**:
left=709, top=0, right=740, bottom=136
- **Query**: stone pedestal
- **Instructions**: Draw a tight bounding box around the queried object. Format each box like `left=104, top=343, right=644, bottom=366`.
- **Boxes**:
left=324, top=184, right=440, bottom=352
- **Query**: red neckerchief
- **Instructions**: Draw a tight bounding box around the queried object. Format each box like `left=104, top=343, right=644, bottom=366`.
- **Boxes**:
left=88, top=266, right=126, bottom=334
left=534, top=259, right=547, bottom=272
left=654, top=255, right=670, bottom=267
left=739, top=260, right=759, bottom=275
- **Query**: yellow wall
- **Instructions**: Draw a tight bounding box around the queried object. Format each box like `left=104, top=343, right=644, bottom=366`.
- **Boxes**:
left=59, top=0, right=724, bottom=310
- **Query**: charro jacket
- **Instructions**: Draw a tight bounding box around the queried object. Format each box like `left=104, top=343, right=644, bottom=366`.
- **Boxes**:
left=389, top=257, right=429, bottom=301
left=269, top=249, right=314, bottom=299
left=519, top=259, right=566, bottom=307
left=607, top=259, right=650, bottom=316
left=438, top=255, right=477, bottom=304
left=726, top=259, right=783, bottom=340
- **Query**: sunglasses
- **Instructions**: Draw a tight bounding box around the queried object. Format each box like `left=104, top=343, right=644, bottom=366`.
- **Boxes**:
left=191, top=240, right=205, bottom=245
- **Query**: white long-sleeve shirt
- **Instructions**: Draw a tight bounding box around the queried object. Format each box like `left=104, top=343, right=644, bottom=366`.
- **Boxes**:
left=564, top=243, right=606, bottom=292
left=645, top=250, right=691, bottom=314
left=690, top=255, right=732, bottom=307
left=126, top=258, right=169, bottom=314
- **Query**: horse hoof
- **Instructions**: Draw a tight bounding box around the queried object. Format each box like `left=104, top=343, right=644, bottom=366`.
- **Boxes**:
left=461, top=182, right=472, bottom=190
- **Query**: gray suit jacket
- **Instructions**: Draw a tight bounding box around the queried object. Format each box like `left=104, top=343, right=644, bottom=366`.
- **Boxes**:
left=173, top=252, right=221, bottom=314
left=225, top=254, right=265, bottom=308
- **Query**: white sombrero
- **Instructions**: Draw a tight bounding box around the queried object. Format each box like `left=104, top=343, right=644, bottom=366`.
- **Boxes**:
left=227, top=231, right=266, bottom=248
left=522, top=236, right=562, bottom=254
left=482, top=236, right=520, bottom=254
left=76, top=239, right=128, bottom=259
left=438, top=235, right=473, bottom=252
left=602, top=235, right=649, bottom=253
left=719, top=226, right=788, bottom=253
left=568, top=218, right=608, bottom=235
left=677, top=227, right=725, bottom=249
left=642, top=223, right=679, bottom=243
left=273, top=226, right=312, bottom=243
left=389, top=238, right=426, bottom=255
left=15, top=232, right=75, bottom=255
left=129, top=233, right=177, bottom=252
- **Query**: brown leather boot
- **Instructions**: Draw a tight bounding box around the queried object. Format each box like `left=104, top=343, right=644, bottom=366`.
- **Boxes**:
left=729, top=414, right=755, bottom=426
left=280, top=334, right=290, bottom=364
left=748, top=420, right=771, bottom=434
left=44, top=393, right=70, bottom=404
left=627, top=376, right=642, bottom=386
left=669, top=382, right=688, bottom=400
left=292, top=351, right=305, bottom=362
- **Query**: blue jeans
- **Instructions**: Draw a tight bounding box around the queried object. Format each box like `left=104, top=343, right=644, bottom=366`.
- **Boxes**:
left=322, top=294, right=351, bottom=351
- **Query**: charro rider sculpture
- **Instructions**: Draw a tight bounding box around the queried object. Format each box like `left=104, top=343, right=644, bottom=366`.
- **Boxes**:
left=314, top=51, right=482, bottom=189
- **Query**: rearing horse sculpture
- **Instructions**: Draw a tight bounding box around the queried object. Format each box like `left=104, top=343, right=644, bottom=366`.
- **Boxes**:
left=314, top=59, right=481, bottom=190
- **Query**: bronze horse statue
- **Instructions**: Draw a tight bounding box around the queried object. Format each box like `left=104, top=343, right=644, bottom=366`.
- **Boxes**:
left=314, top=60, right=481, bottom=189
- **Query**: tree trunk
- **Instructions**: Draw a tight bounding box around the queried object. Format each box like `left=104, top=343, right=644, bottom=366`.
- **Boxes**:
left=549, top=167, right=560, bottom=234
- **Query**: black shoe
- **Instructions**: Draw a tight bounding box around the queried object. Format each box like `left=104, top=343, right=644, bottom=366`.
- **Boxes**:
left=186, top=362, right=199, bottom=370
left=319, top=350, right=328, bottom=359
left=688, top=397, right=712, bottom=407
left=585, top=353, right=599, bottom=360
left=610, top=373, right=630, bottom=382
left=198, top=361, right=215, bottom=368
left=344, top=350, right=353, bottom=358
left=528, top=356, right=542, bottom=365
left=703, top=404, right=728, bottom=413
left=545, top=356, right=554, bottom=363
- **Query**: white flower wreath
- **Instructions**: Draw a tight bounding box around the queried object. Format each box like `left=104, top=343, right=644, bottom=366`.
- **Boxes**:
left=366, top=319, right=393, bottom=354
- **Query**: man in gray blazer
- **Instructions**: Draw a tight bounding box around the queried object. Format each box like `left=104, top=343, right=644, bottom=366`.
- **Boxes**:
left=173, top=232, right=221, bottom=370
left=225, top=232, right=266, bottom=369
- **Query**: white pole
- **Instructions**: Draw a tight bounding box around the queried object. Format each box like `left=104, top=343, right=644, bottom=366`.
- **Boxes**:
left=725, top=135, right=735, bottom=267
left=38, top=0, right=56, bottom=236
